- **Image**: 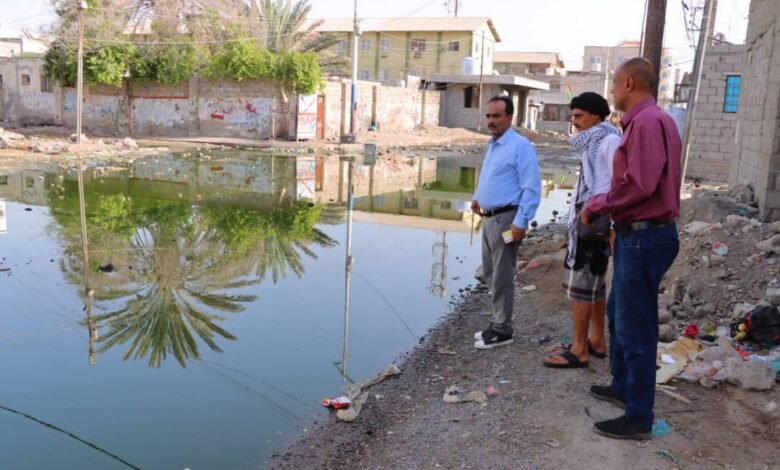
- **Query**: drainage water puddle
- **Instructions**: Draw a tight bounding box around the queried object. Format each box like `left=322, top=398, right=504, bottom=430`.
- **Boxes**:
left=0, top=151, right=568, bottom=469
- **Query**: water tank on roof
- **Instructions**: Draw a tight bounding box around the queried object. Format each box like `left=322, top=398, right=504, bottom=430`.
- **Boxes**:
left=461, top=57, right=480, bottom=75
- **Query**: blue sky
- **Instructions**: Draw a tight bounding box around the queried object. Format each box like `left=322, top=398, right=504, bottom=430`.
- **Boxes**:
left=1, top=0, right=750, bottom=70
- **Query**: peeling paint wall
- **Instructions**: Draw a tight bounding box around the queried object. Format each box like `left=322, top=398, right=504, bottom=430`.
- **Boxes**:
left=1, top=58, right=441, bottom=140
left=0, top=58, right=57, bottom=125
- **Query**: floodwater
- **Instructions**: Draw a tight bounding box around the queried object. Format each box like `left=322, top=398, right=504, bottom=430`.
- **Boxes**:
left=0, top=150, right=570, bottom=469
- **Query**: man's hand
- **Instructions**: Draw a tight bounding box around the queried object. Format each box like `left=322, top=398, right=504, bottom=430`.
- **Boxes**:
left=510, top=224, right=526, bottom=242
left=471, top=200, right=482, bottom=215
left=579, top=206, right=593, bottom=225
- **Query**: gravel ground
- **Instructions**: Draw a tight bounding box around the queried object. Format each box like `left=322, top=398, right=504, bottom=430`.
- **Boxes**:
left=271, top=237, right=780, bottom=470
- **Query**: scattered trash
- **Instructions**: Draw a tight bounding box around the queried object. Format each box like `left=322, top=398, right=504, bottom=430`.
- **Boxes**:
left=657, top=337, right=703, bottom=384
left=683, top=324, right=700, bottom=339
left=98, top=263, right=115, bottom=273
left=546, top=439, right=563, bottom=449
left=436, top=347, right=457, bottom=355
left=661, top=354, right=676, bottom=365
left=712, top=240, right=729, bottom=256
left=651, top=420, right=670, bottom=438
left=443, top=386, right=488, bottom=404
left=520, top=285, right=537, bottom=292
left=656, top=449, right=678, bottom=463
left=498, top=380, right=511, bottom=385
left=679, top=337, right=776, bottom=390
left=336, top=364, right=401, bottom=422
left=657, top=385, right=692, bottom=404
left=321, top=396, right=351, bottom=410
left=485, top=385, right=500, bottom=396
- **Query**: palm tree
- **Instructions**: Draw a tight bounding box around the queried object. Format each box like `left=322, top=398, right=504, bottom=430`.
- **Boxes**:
left=256, top=0, right=345, bottom=73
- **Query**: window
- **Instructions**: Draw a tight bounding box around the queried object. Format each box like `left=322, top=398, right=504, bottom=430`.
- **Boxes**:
left=336, top=40, right=347, bottom=56
left=0, top=175, right=8, bottom=185
left=660, top=85, right=668, bottom=92
left=21, top=74, right=31, bottom=86
left=0, top=74, right=3, bottom=88
left=410, top=38, right=426, bottom=52
left=359, top=69, right=370, bottom=80
left=448, top=41, right=459, bottom=52
left=361, top=38, right=371, bottom=52
left=475, top=42, right=480, bottom=54
left=617, top=56, right=625, bottom=64
left=588, top=56, right=600, bottom=64
left=464, top=86, right=478, bottom=108
left=486, top=46, right=491, bottom=57
left=661, top=71, right=669, bottom=79
left=380, top=38, right=390, bottom=57
left=379, top=69, right=389, bottom=81
left=723, top=75, right=742, bottom=113
left=41, top=74, right=52, bottom=92
left=439, top=200, right=452, bottom=211
left=25, top=177, right=35, bottom=188
left=663, top=56, right=672, bottom=66
left=403, top=196, right=419, bottom=210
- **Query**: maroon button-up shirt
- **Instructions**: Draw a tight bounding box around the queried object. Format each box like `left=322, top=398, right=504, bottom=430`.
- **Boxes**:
left=586, top=97, right=682, bottom=222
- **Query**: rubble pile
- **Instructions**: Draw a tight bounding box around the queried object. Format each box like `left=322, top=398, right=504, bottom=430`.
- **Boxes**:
left=658, top=185, right=780, bottom=389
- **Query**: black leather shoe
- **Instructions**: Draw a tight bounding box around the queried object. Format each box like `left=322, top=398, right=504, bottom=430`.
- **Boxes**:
left=589, top=385, right=627, bottom=409
left=594, top=416, right=652, bottom=440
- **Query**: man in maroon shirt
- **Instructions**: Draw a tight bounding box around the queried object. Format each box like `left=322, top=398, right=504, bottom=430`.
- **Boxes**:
left=581, top=57, right=681, bottom=440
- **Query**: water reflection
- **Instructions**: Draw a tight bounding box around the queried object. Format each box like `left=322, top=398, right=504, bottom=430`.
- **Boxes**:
left=40, top=157, right=337, bottom=367
left=0, top=151, right=566, bottom=371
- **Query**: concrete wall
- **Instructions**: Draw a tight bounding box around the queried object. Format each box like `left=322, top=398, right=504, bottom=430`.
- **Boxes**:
left=322, top=79, right=441, bottom=137
left=1, top=58, right=440, bottom=140
left=440, top=83, right=529, bottom=130
left=687, top=44, right=745, bottom=182
left=729, top=0, right=780, bottom=220
left=0, top=57, right=57, bottom=125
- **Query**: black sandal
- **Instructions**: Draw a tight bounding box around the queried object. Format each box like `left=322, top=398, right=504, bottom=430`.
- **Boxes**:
left=588, top=342, right=607, bottom=359
left=543, top=350, right=589, bottom=369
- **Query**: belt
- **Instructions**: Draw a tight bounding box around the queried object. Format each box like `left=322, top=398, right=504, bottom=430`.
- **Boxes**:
left=613, top=219, right=674, bottom=235
left=481, top=205, right=517, bottom=218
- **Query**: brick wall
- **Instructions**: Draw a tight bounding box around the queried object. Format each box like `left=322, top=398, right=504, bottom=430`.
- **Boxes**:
left=729, top=0, right=780, bottom=220
left=687, top=44, right=745, bottom=181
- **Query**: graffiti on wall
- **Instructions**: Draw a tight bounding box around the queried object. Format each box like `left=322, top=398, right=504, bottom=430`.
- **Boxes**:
left=200, top=98, right=274, bottom=137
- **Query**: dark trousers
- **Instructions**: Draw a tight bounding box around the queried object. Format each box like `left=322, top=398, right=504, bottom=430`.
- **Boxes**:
left=608, top=223, right=679, bottom=426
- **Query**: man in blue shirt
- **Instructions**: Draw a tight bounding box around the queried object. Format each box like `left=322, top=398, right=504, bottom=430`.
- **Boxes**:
left=472, top=96, right=541, bottom=349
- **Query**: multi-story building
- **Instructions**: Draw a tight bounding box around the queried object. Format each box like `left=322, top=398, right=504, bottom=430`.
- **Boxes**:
left=493, top=51, right=565, bottom=76
left=310, top=17, right=500, bottom=82
left=583, top=41, right=678, bottom=106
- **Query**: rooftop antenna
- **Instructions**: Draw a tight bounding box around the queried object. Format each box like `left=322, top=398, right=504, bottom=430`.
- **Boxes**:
left=444, top=0, right=461, bottom=17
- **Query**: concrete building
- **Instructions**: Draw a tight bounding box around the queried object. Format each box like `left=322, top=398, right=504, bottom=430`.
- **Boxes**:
left=0, top=57, right=57, bottom=125
left=729, top=0, right=780, bottom=220
left=583, top=41, right=678, bottom=107
left=0, top=25, right=50, bottom=58
left=310, top=17, right=501, bottom=82
left=428, top=74, right=549, bottom=131
left=528, top=70, right=611, bottom=133
left=685, top=44, right=745, bottom=182
left=493, top=52, right=565, bottom=76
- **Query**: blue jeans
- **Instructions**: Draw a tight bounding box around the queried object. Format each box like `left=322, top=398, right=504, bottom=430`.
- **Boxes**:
left=607, top=224, right=679, bottom=427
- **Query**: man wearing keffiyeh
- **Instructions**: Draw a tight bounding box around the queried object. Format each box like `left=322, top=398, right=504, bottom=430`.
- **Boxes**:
left=544, top=92, right=620, bottom=369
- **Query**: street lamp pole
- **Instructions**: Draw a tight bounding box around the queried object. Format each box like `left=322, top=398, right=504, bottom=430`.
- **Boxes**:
left=347, top=0, right=359, bottom=142
left=76, top=1, right=87, bottom=144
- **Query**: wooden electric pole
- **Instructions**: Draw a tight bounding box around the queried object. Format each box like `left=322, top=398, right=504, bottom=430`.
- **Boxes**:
left=641, top=0, right=668, bottom=99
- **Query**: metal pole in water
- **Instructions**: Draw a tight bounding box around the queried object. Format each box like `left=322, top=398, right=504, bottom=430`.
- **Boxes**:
left=76, top=1, right=87, bottom=144
left=341, top=160, right=354, bottom=382
left=349, top=0, right=359, bottom=140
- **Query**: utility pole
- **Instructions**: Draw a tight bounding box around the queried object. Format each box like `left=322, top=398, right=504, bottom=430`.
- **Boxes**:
left=76, top=1, right=87, bottom=144
left=681, top=0, right=717, bottom=189
left=603, top=46, right=611, bottom=98
left=641, top=0, right=668, bottom=99
left=476, top=31, right=485, bottom=132
left=344, top=0, right=359, bottom=143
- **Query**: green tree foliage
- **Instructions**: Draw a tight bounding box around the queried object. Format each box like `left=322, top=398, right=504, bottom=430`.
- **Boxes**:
left=133, top=44, right=199, bottom=85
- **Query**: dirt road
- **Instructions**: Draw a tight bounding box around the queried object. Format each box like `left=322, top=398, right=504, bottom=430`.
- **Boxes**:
left=272, top=238, right=779, bottom=470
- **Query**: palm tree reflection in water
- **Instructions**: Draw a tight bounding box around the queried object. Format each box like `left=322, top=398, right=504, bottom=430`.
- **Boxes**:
left=50, top=184, right=337, bottom=367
